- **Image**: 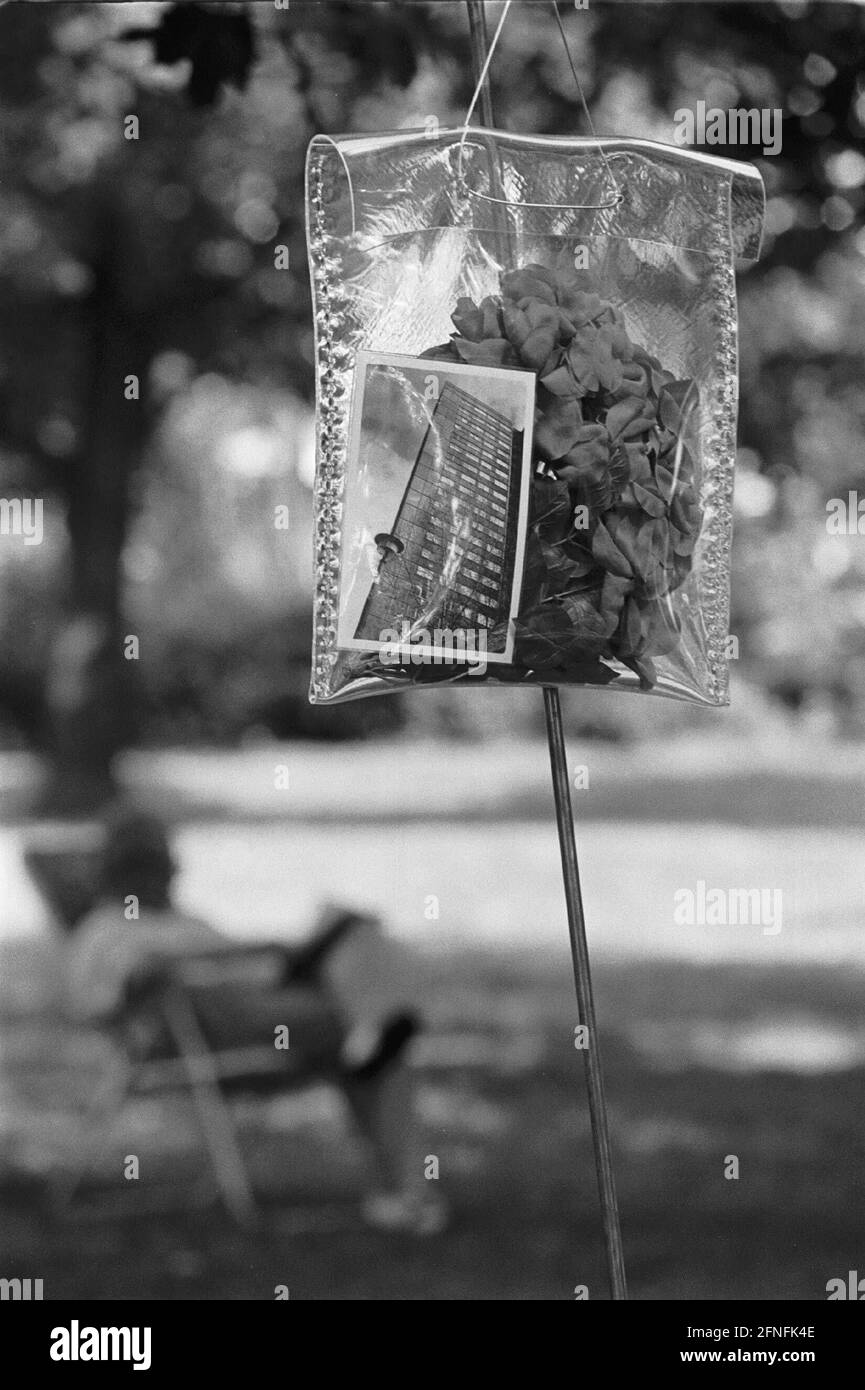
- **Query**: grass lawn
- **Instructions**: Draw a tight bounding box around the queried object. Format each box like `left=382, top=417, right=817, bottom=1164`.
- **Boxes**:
left=3, top=949, right=863, bottom=1300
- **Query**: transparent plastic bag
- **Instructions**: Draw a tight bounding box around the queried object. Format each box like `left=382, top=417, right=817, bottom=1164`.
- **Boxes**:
left=306, top=129, right=764, bottom=706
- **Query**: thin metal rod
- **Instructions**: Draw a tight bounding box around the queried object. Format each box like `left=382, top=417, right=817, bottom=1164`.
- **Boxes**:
left=464, top=0, right=628, bottom=1303
left=466, top=1, right=496, bottom=129
left=543, top=686, right=628, bottom=1299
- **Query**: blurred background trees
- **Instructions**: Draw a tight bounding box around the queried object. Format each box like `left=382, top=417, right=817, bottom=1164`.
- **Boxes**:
left=1, top=1, right=864, bottom=807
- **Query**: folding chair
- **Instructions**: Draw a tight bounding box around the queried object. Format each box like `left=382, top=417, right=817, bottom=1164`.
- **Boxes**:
left=54, top=944, right=330, bottom=1227
left=24, top=832, right=105, bottom=933
left=22, top=844, right=354, bottom=1225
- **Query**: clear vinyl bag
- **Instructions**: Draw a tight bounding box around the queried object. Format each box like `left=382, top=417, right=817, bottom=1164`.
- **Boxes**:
left=306, top=128, right=764, bottom=706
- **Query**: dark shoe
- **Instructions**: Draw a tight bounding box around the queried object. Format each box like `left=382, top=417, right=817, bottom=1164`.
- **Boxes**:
left=343, top=1011, right=420, bottom=1082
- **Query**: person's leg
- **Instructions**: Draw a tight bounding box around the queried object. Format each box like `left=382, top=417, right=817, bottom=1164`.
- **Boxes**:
left=188, top=982, right=346, bottom=1077
left=186, top=956, right=447, bottom=1230
left=279, top=905, right=381, bottom=986
left=340, top=1060, right=413, bottom=1187
left=340, top=1052, right=448, bottom=1235
left=313, top=916, right=446, bottom=1229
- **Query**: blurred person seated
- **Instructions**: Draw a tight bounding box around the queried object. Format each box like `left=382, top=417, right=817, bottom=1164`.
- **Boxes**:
left=67, top=807, right=446, bottom=1235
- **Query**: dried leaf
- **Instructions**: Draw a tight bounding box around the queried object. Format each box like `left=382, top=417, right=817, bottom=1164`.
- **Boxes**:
left=631, top=482, right=667, bottom=517
left=556, top=285, right=607, bottom=327
left=501, top=268, right=557, bottom=305
left=632, top=346, right=675, bottom=399
left=479, top=295, right=504, bottom=339
left=540, top=364, right=580, bottom=398
left=419, top=341, right=460, bottom=362
left=505, top=300, right=560, bottom=370
left=514, top=604, right=577, bottom=667
left=451, top=296, right=485, bottom=342
left=599, top=572, right=633, bottom=635
left=639, top=560, right=672, bottom=599
left=561, top=594, right=609, bottom=655
left=591, top=520, right=633, bottom=578
left=641, top=600, right=681, bottom=656
left=658, top=379, right=699, bottom=435
left=557, top=424, right=609, bottom=472
left=615, top=595, right=644, bottom=658
left=541, top=538, right=594, bottom=582
left=556, top=426, right=613, bottom=513
left=609, top=444, right=631, bottom=491
left=501, top=300, right=530, bottom=349
left=605, top=396, right=645, bottom=441
left=534, top=397, right=585, bottom=462
left=621, top=652, right=657, bottom=690
left=533, top=478, right=573, bottom=542
left=565, top=328, right=599, bottom=392
left=607, top=514, right=669, bottom=582
left=452, top=336, right=516, bottom=367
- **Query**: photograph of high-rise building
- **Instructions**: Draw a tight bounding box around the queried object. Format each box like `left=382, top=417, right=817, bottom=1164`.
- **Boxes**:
left=341, top=356, right=534, bottom=664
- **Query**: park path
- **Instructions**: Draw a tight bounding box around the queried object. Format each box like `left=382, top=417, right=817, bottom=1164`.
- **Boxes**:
left=3, top=810, right=864, bottom=967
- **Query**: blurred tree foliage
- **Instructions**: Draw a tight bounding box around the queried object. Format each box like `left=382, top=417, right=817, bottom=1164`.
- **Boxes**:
left=0, top=2, right=863, bottom=797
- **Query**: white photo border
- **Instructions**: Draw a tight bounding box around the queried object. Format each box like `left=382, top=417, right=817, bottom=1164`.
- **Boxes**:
left=337, top=349, right=536, bottom=667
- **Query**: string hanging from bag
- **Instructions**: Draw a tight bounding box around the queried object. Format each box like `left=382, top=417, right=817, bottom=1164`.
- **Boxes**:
left=458, top=0, right=623, bottom=212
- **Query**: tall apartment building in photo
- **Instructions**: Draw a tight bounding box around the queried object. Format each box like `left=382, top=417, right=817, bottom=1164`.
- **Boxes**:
left=355, top=382, right=523, bottom=652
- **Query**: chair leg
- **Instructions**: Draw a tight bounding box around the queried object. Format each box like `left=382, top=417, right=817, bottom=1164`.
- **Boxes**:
left=160, top=987, right=257, bottom=1227
left=53, top=1051, right=130, bottom=1216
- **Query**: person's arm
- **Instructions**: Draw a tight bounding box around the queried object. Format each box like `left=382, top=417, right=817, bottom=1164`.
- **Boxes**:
left=66, top=908, right=217, bottom=1023
left=67, top=916, right=141, bottom=1024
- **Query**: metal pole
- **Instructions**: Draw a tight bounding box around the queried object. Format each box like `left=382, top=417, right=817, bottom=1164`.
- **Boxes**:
left=465, top=0, right=628, bottom=1301
left=466, top=0, right=496, bottom=128
left=543, top=686, right=628, bottom=1299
